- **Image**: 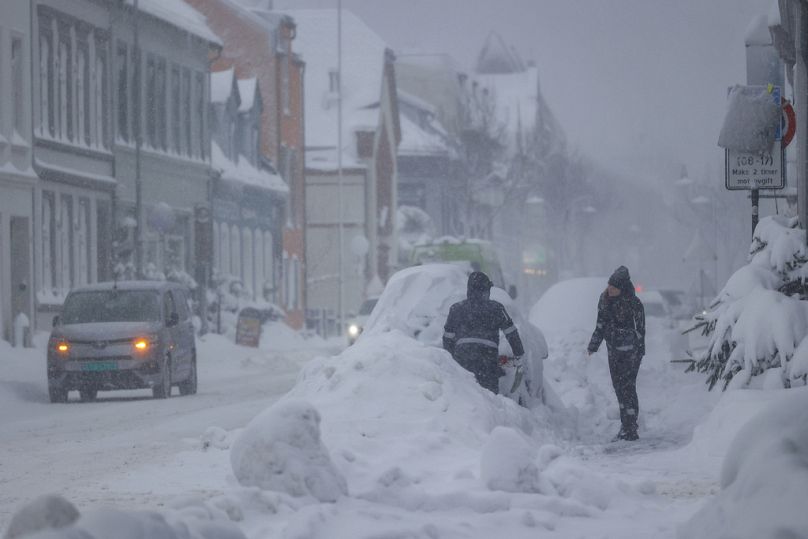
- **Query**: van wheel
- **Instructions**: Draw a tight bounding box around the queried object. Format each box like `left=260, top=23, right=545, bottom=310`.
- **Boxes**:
left=178, top=353, right=197, bottom=396
left=79, top=388, right=98, bottom=402
left=48, top=384, right=67, bottom=403
left=152, top=354, right=172, bottom=399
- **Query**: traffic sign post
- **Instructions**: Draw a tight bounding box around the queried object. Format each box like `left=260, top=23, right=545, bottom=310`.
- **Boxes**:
left=725, top=140, right=786, bottom=190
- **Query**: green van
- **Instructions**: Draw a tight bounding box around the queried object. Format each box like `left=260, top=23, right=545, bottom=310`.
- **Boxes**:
left=409, top=239, right=509, bottom=293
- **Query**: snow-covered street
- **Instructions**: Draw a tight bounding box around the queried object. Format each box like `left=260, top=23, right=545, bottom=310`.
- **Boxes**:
left=4, top=286, right=804, bottom=539
left=0, top=329, right=341, bottom=524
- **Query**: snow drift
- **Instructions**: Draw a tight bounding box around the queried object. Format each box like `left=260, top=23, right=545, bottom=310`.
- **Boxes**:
left=680, top=387, right=808, bottom=539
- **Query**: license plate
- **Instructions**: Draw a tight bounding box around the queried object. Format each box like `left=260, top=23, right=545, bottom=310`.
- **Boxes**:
left=81, top=361, right=118, bottom=372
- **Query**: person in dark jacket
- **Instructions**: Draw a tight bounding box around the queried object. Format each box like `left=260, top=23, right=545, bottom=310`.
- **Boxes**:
left=443, top=271, right=525, bottom=394
left=587, top=266, right=646, bottom=441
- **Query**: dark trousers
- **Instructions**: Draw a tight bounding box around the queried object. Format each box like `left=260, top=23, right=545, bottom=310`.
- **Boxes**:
left=608, top=349, right=642, bottom=433
left=454, top=345, right=502, bottom=394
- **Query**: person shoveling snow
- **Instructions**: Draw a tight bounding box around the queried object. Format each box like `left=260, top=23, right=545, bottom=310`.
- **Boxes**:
left=442, top=271, right=525, bottom=395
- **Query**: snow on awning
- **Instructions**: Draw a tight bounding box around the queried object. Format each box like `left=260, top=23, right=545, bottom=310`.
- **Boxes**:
left=126, top=0, right=222, bottom=46
left=718, top=85, right=780, bottom=152
left=212, top=143, right=288, bottom=194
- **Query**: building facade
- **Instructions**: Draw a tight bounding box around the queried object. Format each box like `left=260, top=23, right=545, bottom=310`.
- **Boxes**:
left=31, top=0, right=118, bottom=330
left=209, top=69, right=287, bottom=304
left=286, top=9, right=400, bottom=330
left=188, top=0, right=307, bottom=328
left=110, top=1, right=219, bottom=289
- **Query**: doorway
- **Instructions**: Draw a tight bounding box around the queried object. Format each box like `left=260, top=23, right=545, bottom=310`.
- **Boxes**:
left=10, top=216, right=32, bottom=347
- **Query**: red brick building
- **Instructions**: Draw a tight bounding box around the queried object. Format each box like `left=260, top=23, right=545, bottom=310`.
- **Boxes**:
left=183, top=0, right=306, bottom=328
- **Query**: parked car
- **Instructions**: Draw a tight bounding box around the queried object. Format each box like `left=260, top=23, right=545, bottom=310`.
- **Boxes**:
left=47, top=281, right=197, bottom=403
left=361, top=264, right=548, bottom=407
left=656, top=288, right=693, bottom=320
left=346, top=297, right=379, bottom=345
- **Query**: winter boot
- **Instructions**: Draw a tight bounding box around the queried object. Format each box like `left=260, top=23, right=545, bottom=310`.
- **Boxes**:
left=622, top=427, right=639, bottom=441
left=611, top=426, right=627, bottom=443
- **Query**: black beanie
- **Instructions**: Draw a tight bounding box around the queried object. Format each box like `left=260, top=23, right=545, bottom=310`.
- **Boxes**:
left=608, top=266, right=633, bottom=292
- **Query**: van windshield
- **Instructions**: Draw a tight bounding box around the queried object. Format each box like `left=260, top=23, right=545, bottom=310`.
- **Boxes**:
left=61, top=290, right=161, bottom=324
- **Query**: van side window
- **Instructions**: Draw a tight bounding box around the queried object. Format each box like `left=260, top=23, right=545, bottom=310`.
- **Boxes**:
left=172, top=290, right=190, bottom=321
left=163, top=292, right=176, bottom=322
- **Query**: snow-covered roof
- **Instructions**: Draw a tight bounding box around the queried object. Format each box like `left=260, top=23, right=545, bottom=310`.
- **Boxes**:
left=237, top=78, right=258, bottom=112
left=477, top=65, right=564, bottom=156
left=398, top=90, right=436, bottom=116
left=126, top=0, right=222, bottom=46
left=212, top=142, right=288, bottom=193
left=281, top=9, right=388, bottom=170
left=211, top=68, right=235, bottom=104
left=398, top=115, right=447, bottom=156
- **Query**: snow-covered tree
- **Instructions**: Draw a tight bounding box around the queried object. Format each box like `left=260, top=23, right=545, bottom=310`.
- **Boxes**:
left=690, top=216, right=808, bottom=389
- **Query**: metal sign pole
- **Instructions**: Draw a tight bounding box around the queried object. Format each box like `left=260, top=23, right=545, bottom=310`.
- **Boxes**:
left=751, top=188, right=759, bottom=238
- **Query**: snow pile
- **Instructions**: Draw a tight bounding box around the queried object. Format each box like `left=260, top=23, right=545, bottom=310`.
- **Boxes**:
left=3, top=494, right=244, bottom=539
left=693, top=216, right=808, bottom=389
left=363, top=263, right=548, bottom=405
left=480, top=427, right=541, bottom=493
left=231, top=400, right=347, bottom=502
left=680, top=387, right=808, bottom=539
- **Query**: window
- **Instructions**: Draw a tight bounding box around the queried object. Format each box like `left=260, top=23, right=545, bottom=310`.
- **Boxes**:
left=57, top=23, right=72, bottom=141
left=182, top=68, right=191, bottom=155
left=57, top=195, right=74, bottom=292
left=146, top=55, right=156, bottom=147
left=116, top=42, right=128, bottom=141
left=219, top=222, right=230, bottom=276
left=77, top=36, right=90, bottom=145
left=195, top=72, right=205, bottom=158
left=243, top=228, right=254, bottom=296
left=254, top=231, right=264, bottom=294
left=11, top=36, right=24, bottom=135
left=171, top=65, right=180, bottom=152
left=95, top=35, right=109, bottom=148
left=264, top=230, right=275, bottom=292
left=41, top=192, right=56, bottom=293
left=173, top=290, right=190, bottom=321
left=39, top=17, right=54, bottom=136
left=281, top=55, right=290, bottom=114
left=156, top=58, right=167, bottom=150
left=77, top=199, right=90, bottom=287
left=230, top=225, right=240, bottom=279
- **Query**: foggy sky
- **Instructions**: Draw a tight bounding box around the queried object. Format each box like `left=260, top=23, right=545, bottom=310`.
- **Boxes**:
left=274, top=0, right=776, bottom=185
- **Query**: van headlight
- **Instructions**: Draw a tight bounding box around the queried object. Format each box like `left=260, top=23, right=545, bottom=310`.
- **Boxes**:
left=348, top=324, right=361, bottom=338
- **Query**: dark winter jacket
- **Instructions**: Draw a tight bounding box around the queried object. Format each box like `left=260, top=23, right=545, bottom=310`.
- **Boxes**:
left=443, top=272, right=525, bottom=358
left=588, top=266, right=646, bottom=356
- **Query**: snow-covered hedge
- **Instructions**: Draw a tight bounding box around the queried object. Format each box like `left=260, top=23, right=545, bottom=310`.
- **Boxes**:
left=692, top=216, right=808, bottom=389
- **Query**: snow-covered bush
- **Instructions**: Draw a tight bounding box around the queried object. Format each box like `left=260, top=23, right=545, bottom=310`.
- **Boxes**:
left=230, top=400, right=348, bottom=502
left=691, top=216, right=808, bottom=389
left=679, top=387, right=808, bottom=539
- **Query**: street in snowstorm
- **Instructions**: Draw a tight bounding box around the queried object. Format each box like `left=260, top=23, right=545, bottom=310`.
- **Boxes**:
left=1, top=1, right=807, bottom=539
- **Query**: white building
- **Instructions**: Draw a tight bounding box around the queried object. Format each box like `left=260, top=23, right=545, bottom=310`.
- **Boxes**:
left=0, top=1, right=36, bottom=345
left=284, top=9, right=400, bottom=323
